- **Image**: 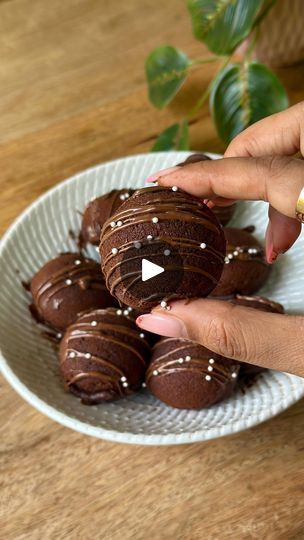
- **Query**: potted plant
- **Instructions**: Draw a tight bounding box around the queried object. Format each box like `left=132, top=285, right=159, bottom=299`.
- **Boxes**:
left=145, top=0, right=292, bottom=150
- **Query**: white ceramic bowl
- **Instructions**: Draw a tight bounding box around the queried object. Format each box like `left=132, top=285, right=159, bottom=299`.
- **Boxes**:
left=1, top=152, right=303, bottom=445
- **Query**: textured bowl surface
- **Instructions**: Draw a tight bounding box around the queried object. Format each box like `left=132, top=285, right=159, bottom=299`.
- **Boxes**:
left=1, top=152, right=304, bottom=445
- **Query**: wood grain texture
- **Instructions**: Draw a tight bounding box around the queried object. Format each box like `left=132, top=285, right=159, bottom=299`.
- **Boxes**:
left=1, top=1, right=304, bottom=539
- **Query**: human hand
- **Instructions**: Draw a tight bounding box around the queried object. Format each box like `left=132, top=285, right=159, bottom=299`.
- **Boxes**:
left=136, top=104, right=304, bottom=376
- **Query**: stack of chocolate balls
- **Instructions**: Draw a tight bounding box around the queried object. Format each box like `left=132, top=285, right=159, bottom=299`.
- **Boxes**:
left=27, top=155, right=283, bottom=409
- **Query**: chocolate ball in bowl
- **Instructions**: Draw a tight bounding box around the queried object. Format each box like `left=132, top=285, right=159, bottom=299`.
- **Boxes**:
left=59, top=307, right=150, bottom=404
left=211, top=227, right=271, bottom=297
left=100, top=186, right=226, bottom=311
left=146, top=338, right=240, bottom=409
left=30, top=253, right=115, bottom=330
left=81, top=189, right=135, bottom=246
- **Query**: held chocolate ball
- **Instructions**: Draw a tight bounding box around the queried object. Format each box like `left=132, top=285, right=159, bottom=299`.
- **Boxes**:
left=230, top=295, right=284, bottom=376
left=81, top=189, right=135, bottom=246
left=30, top=253, right=115, bottom=330
left=59, top=307, right=150, bottom=404
left=211, top=227, right=271, bottom=297
left=177, top=153, right=236, bottom=226
left=146, top=338, right=240, bottom=409
left=99, top=186, right=226, bottom=311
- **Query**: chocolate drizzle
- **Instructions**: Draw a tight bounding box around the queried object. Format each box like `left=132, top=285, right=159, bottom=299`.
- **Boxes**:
left=233, top=294, right=284, bottom=313
left=146, top=339, right=238, bottom=387
left=100, top=186, right=225, bottom=306
left=81, top=189, right=135, bottom=246
left=35, top=257, right=106, bottom=310
left=102, top=187, right=221, bottom=242
left=59, top=308, right=150, bottom=404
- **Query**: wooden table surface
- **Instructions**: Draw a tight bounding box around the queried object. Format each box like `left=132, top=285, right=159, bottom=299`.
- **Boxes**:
left=1, top=1, right=304, bottom=538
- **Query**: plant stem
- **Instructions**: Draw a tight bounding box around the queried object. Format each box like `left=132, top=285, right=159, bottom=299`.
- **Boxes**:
left=254, top=0, right=278, bottom=28
left=187, top=56, right=230, bottom=119
left=190, top=56, right=218, bottom=67
left=245, top=27, right=259, bottom=61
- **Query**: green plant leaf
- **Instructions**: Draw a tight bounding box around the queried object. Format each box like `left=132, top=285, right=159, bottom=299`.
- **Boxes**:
left=152, top=120, right=189, bottom=151
left=145, top=46, right=190, bottom=109
left=210, top=62, right=288, bottom=143
left=187, top=0, right=265, bottom=55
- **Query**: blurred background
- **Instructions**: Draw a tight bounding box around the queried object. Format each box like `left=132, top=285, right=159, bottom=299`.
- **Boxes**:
left=1, top=0, right=304, bottom=236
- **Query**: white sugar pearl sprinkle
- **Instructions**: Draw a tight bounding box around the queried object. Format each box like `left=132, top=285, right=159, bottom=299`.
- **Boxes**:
left=228, top=253, right=233, bottom=260
left=160, top=301, right=167, bottom=309
left=123, top=309, right=129, bottom=316
left=205, top=375, right=212, bottom=381
left=117, top=220, right=123, bottom=227
left=172, top=186, right=178, bottom=192
left=85, top=353, right=91, bottom=359
left=120, top=376, right=127, bottom=382
left=152, top=217, right=159, bottom=223
left=208, top=366, right=213, bottom=372
left=200, top=243, right=206, bottom=249
left=147, top=235, right=153, bottom=240
left=142, top=382, right=146, bottom=388
left=122, top=382, right=128, bottom=388
left=124, top=192, right=130, bottom=199
left=233, top=250, right=239, bottom=257
left=56, top=333, right=62, bottom=339
left=111, top=248, right=118, bottom=255
left=110, top=221, right=116, bottom=228
left=91, top=321, right=97, bottom=327
left=127, top=307, right=133, bottom=312
left=164, top=249, right=170, bottom=256
left=65, top=279, right=72, bottom=286
left=139, top=333, right=145, bottom=338
left=178, top=358, right=184, bottom=364
left=153, top=370, right=159, bottom=376
left=69, top=352, right=76, bottom=358
left=116, top=309, right=123, bottom=315
left=209, top=358, right=215, bottom=364
left=74, top=259, right=81, bottom=265
left=225, top=257, right=230, bottom=264
left=134, top=241, right=142, bottom=249
left=232, top=372, right=238, bottom=379
left=185, top=356, right=191, bottom=362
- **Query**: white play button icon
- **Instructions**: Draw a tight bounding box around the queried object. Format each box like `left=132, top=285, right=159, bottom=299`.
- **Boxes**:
left=141, top=258, right=164, bottom=282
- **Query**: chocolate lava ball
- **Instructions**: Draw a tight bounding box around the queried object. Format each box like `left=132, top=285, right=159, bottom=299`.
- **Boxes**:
left=211, top=227, right=271, bottom=297
left=100, top=186, right=226, bottom=311
left=30, top=253, right=115, bottom=331
left=178, top=153, right=236, bottom=226
left=177, top=152, right=211, bottom=166
left=146, top=338, right=240, bottom=409
left=59, top=307, right=150, bottom=404
left=81, top=189, right=135, bottom=246
left=230, top=295, right=284, bottom=376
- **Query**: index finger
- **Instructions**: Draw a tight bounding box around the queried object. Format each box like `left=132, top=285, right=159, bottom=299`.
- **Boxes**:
left=153, top=155, right=304, bottom=219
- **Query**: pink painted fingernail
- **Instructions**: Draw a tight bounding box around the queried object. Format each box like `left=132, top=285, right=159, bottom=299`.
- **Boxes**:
left=266, top=241, right=278, bottom=264
left=270, top=252, right=278, bottom=263
left=136, top=314, right=188, bottom=338
left=207, top=200, right=215, bottom=209
left=146, top=166, right=180, bottom=183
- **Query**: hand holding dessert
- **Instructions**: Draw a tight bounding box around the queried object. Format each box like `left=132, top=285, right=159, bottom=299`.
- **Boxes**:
left=138, top=104, right=304, bottom=378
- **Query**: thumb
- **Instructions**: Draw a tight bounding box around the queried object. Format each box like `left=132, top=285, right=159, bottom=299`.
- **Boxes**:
left=136, top=299, right=304, bottom=377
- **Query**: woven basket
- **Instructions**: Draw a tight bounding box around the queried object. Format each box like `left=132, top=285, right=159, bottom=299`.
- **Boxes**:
left=255, top=0, right=304, bottom=66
